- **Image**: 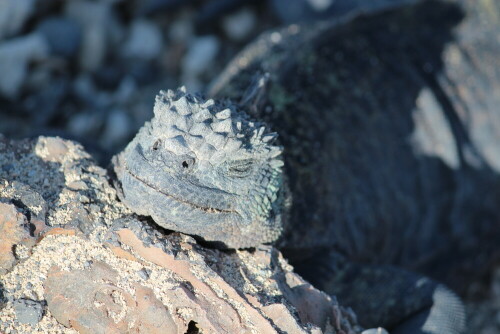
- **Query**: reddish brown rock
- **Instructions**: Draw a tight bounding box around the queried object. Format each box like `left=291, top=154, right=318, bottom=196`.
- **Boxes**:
left=44, top=262, right=177, bottom=334
left=0, top=202, right=35, bottom=274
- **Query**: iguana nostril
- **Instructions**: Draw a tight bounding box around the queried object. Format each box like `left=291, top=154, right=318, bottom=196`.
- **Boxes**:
left=152, top=140, right=161, bottom=151
left=182, top=158, right=195, bottom=168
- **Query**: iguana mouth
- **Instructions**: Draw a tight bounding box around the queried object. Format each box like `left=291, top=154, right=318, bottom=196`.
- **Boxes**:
left=124, top=165, right=235, bottom=214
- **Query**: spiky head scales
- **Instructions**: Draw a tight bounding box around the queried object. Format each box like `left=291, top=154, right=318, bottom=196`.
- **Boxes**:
left=114, top=87, right=286, bottom=248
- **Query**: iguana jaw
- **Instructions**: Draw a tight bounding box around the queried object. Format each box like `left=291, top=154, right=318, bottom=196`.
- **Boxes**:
left=123, top=164, right=235, bottom=215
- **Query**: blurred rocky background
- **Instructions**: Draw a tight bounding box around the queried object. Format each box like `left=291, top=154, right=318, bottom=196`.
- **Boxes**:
left=0, top=0, right=416, bottom=163
left=0, top=0, right=282, bottom=162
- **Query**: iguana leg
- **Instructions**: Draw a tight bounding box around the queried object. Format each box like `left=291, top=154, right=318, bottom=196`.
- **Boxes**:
left=295, top=253, right=466, bottom=333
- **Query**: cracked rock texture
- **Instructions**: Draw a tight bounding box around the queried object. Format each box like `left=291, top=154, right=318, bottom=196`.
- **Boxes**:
left=0, top=135, right=361, bottom=334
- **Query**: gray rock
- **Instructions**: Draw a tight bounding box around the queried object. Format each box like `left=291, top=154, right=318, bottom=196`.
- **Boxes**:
left=0, top=136, right=361, bottom=334
left=271, top=0, right=417, bottom=23
left=0, top=0, right=35, bottom=40
left=168, top=17, right=194, bottom=43
left=132, top=0, right=191, bottom=16
left=36, top=17, right=82, bottom=57
left=0, top=34, right=49, bottom=99
left=23, top=76, right=69, bottom=126
left=182, top=36, right=220, bottom=77
left=361, top=328, right=389, bottom=334
left=181, top=35, right=219, bottom=91
left=67, top=111, right=104, bottom=139
left=65, top=0, right=113, bottom=71
left=222, top=8, right=256, bottom=42
left=123, top=19, right=163, bottom=60
left=12, top=299, right=44, bottom=326
left=100, top=109, right=132, bottom=148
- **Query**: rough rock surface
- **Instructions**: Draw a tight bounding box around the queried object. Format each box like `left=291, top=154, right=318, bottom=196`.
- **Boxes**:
left=0, top=135, right=361, bottom=334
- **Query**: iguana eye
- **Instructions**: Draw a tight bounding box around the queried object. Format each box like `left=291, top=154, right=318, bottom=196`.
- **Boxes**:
left=228, top=160, right=254, bottom=177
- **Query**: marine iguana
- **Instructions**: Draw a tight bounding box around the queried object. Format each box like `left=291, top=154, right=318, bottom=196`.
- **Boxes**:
left=113, top=87, right=287, bottom=249
left=112, top=84, right=466, bottom=334
left=113, top=0, right=500, bottom=333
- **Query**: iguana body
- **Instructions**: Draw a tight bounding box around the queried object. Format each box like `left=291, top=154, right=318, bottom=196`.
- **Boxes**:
left=114, top=0, right=500, bottom=332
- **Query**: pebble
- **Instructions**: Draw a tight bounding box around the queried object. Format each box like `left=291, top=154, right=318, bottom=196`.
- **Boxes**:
left=123, top=19, right=163, bottom=60
left=169, top=17, right=194, bottom=43
left=196, top=0, right=252, bottom=25
left=12, top=299, right=44, bottom=326
left=270, top=0, right=336, bottom=23
left=101, top=109, right=132, bottom=147
left=65, top=0, right=113, bottom=71
left=0, top=0, right=35, bottom=40
left=361, top=328, right=389, bottom=334
left=138, top=267, right=151, bottom=280
left=182, top=35, right=220, bottom=77
left=23, top=76, right=69, bottom=126
left=67, top=112, right=104, bottom=138
left=222, top=8, right=256, bottom=42
left=0, top=34, right=49, bottom=99
left=36, top=17, right=82, bottom=57
left=133, top=0, right=190, bottom=16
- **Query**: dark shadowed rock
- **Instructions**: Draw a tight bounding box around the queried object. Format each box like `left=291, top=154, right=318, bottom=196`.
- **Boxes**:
left=36, top=17, right=82, bottom=57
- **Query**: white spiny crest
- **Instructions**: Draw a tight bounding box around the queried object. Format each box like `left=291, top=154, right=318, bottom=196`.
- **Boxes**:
left=151, top=87, right=283, bottom=162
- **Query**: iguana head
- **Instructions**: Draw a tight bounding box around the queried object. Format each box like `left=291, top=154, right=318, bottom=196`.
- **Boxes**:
left=115, top=87, right=286, bottom=248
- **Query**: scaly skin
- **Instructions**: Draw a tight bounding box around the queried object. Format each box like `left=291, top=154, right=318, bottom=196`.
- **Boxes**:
left=113, top=88, right=287, bottom=249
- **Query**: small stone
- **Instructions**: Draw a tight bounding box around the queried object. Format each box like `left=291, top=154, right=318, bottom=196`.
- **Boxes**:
left=133, top=0, right=192, bottom=16
left=23, top=75, right=69, bottom=126
left=169, top=17, right=194, bottom=42
left=361, top=328, right=389, bottom=334
left=65, top=0, right=113, bottom=71
left=0, top=203, right=30, bottom=274
left=100, top=110, right=132, bottom=148
left=0, top=0, right=35, bottom=40
left=123, top=19, right=163, bottom=60
left=35, top=137, right=69, bottom=163
left=12, top=299, right=44, bottom=326
left=138, top=267, right=151, bottom=280
left=67, top=112, right=104, bottom=138
left=0, top=33, right=49, bottom=98
left=36, top=17, right=82, bottom=57
left=270, top=0, right=339, bottom=23
left=222, top=8, right=256, bottom=41
left=182, top=36, right=220, bottom=78
left=1, top=164, right=13, bottom=173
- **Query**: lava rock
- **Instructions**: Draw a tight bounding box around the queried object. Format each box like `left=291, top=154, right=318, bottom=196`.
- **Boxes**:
left=23, top=76, right=69, bottom=126
left=0, top=34, right=49, bottom=99
left=222, top=8, right=256, bottom=42
left=132, top=0, right=193, bottom=16
left=196, top=0, right=253, bottom=27
left=12, top=299, right=44, bottom=326
left=270, top=0, right=416, bottom=23
left=182, top=35, right=219, bottom=78
left=0, top=135, right=361, bottom=334
left=100, top=109, right=132, bottom=148
left=123, top=19, right=163, bottom=60
left=36, top=17, right=82, bottom=57
left=0, top=0, right=35, bottom=40
left=65, top=0, right=114, bottom=71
